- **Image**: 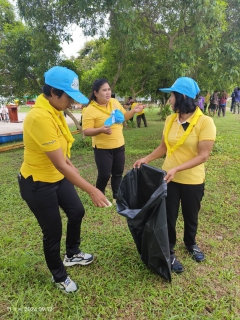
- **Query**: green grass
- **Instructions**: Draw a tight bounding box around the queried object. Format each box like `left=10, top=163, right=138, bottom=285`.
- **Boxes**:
left=18, top=106, right=81, bottom=114
left=0, top=109, right=239, bottom=319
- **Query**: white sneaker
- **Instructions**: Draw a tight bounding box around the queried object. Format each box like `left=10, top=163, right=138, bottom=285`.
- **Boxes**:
left=63, top=252, right=94, bottom=267
left=52, top=276, right=78, bottom=293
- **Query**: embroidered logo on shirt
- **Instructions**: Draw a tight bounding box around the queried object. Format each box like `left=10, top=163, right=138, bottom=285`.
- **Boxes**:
left=71, top=77, right=79, bottom=90
left=42, top=140, right=56, bottom=146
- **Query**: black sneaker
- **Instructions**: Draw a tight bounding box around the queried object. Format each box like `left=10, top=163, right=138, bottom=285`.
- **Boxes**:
left=170, top=254, right=184, bottom=273
left=186, top=244, right=205, bottom=262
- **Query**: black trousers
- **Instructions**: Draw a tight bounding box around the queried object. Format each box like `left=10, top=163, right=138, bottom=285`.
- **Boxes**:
left=18, top=174, right=85, bottom=282
left=136, top=114, right=147, bottom=127
left=93, top=145, right=125, bottom=199
left=166, top=181, right=204, bottom=254
left=218, top=105, right=226, bottom=117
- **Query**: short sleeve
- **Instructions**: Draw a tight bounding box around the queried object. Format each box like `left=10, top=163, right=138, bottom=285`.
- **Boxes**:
left=29, top=114, right=61, bottom=152
left=199, top=116, right=216, bottom=141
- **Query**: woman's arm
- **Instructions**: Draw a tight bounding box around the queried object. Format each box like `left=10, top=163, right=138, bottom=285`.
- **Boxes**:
left=164, top=140, right=214, bottom=183
left=46, top=149, right=109, bottom=207
left=133, top=136, right=167, bottom=168
left=124, top=104, right=144, bottom=121
left=83, top=127, right=112, bottom=136
left=66, top=157, right=80, bottom=174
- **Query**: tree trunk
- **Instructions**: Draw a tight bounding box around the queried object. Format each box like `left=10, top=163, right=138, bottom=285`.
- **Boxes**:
left=65, top=109, right=83, bottom=134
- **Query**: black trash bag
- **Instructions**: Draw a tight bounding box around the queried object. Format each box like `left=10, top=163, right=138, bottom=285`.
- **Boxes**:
left=117, top=164, right=171, bottom=281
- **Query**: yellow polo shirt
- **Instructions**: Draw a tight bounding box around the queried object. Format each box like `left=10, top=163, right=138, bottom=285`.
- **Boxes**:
left=162, top=113, right=216, bottom=184
left=131, top=102, right=144, bottom=115
left=82, top=98, right=126, bottom=149
left=20, top=99, right=67, bottom=182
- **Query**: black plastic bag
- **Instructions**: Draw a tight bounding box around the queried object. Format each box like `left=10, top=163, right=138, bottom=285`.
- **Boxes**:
left=117, top=164, right=171, bottom=281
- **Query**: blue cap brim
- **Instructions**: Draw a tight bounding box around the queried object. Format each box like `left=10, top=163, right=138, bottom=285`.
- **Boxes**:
left=159, top=88, right=172, bottom=94
left=65, top=90, right=89, bottom=104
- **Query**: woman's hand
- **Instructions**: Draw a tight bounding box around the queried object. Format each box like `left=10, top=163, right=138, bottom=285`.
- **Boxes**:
left=89, top=188, right=110, bottom=207
left=133, top=104, right=144, bottom=113
left=133, top=157, right=147, bottom=168
left=101, top=126, right=112, bottom=135
left=164, top=168, right=177, bottom=183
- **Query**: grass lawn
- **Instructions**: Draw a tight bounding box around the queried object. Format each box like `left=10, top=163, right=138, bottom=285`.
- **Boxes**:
left=0, top=108, right=239, bottom=319
left=18, top=106, right=82, bottom=114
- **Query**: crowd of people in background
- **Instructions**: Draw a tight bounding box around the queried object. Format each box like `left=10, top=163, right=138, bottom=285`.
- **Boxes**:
left=200, top=87, right=240, bottom=117
left=199, top=90, right=227, bottom=117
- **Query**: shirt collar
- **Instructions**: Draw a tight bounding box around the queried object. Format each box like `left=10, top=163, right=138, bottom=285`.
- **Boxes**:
left=174, top=112, right=195, bottom=124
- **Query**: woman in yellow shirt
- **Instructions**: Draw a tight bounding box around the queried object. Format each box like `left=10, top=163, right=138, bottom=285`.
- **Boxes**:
left=82, top=78, right=143, bottom=201
left=18, top=66, right=108, bottom=294
left=134, top=77, right=216, bottom=273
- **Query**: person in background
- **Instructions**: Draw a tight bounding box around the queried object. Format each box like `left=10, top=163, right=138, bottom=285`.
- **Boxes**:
left=2, top=105, right=8, bottom=121
left=0, top=105, right=3, bottom=121
left=82, top=78, right=143, bottom=203
left=133, top=77, right=216, bottom=273
left=230, top=90, right=235, bottom=113
left=125, top=96, right=132, bottom=109
left=18, top=66, right=109, bottom=294
left=208, top=90, right=219, bottom=117
left=203, top=92, right=210, bottom=114
left=132, top=100, right=148, bottom=128
left=197, top=94, right=205, bottom=112
left=233, top=87, right=240, bottom=114
left=218, top=90, right=228, bottom=117
left=6, top=106, right=9, bottom=121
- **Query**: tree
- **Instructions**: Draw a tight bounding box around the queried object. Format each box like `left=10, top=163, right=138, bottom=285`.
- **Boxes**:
left=14, top=0, right=240, bottom=96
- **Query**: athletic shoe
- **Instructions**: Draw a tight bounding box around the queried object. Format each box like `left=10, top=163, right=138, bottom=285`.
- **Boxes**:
left=170, top=254, right=184, bottom=273
left=52, top=276, right=78, bottom=294
left=63, top=251, right=94, bottom=267
left=186, top=244, right=205, bottom=262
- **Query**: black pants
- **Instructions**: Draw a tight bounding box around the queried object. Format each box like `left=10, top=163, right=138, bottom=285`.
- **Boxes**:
left=136, top=114, right=147, bottom=127
left=218, top=105, right=226, bottom=117
left=94, top=145, right=125, bottom=199
left=166, top=181, right=204, bottom=254
left=18, top=174, right=85, bottom=282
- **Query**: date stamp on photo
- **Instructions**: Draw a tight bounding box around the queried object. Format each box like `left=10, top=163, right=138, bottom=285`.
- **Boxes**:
left=7, top=306, right=53, bottom=312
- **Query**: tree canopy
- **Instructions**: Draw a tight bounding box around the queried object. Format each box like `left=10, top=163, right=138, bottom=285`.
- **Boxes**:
left=0, top=0, right=239, bottom=101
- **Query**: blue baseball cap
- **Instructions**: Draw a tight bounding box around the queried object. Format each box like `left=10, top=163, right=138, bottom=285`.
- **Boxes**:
left=44, top=66, right=89, bottom=104
left=104, top=109, right=125, bottom=126
left=159, top=77, right=200, bottom=99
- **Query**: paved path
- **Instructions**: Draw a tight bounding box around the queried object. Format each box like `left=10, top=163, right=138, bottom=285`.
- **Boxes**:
left=0, top=112, right=81, bottom=135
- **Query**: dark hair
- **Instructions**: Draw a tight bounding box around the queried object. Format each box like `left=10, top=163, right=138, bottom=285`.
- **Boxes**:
left=88, top=78, right=110, bottom=103
left=111, top=93, right=115, bottom=98
left=172, top=91, right=197, bottom=114
left=42, top=84, right=64, bottom=98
